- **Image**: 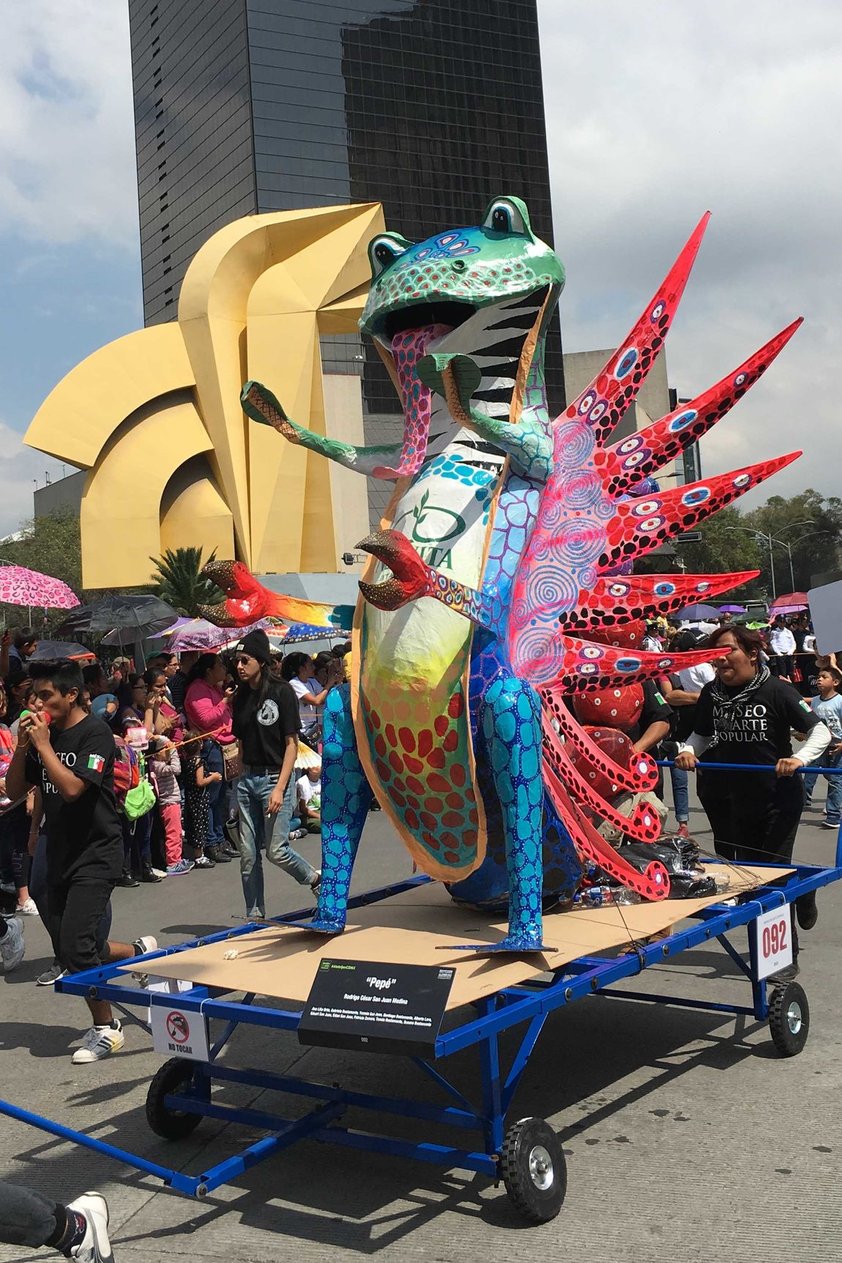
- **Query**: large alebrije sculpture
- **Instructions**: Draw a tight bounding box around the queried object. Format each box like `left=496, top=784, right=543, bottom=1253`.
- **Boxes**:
left=217, top=196, right=800, bottom=952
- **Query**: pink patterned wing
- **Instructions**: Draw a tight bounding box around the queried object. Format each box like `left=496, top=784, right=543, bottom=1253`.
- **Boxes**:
left=596, top=454, right=800, bottom=575
left=559, top=213, right=711, bottom=446
left=602, top=319, right=803, bottom=497
left=557, top=570, right=760, bottom=633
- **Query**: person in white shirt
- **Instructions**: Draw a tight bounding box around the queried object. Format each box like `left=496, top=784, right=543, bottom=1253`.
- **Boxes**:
left=768, top=617, right=796, bottom=679
left=658, top=630, right=716, bottom=837
left=642, top=623, right=663, bottom=652
left=296, top=766, right=322, bottom=833
left=281, top=652, right=342, bottom=748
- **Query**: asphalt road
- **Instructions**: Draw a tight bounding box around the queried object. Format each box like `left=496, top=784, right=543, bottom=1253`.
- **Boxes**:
left=1, top=788, right=841, bottom=1263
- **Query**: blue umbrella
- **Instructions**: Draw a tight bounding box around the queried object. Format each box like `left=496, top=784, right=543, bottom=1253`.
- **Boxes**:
left=679, top=603, right=721, bottom=620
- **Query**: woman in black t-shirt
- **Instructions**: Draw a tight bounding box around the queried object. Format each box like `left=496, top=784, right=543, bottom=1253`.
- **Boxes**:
left=675, top=626, right=831, bottom=972
left=676, top=626, right=831, bottom=865
left=231, top=630, right=320, bottom=920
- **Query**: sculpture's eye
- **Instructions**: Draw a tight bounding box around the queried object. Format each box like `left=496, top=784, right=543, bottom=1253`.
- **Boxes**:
left=482, top=199, right=528, bottom=234
left=369, top=236, right=409, bottom=278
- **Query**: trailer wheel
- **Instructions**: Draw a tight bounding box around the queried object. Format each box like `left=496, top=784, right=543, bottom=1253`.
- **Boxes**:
left=768, top=981, right=810, bottom=1057
left=146, top=1058, right=206, bottom=1139
left=499, top=1117, right=566, bottom=1223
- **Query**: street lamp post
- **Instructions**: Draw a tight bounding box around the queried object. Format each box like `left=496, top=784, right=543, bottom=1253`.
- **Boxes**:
left=778, top=530, right=831, bottom=593
left=723, top=520, right=822, bottom=600
left=723, top=526, right=779, bottom=599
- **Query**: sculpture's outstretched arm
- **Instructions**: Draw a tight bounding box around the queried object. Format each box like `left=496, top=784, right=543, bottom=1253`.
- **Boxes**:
left=417, top=354, right=552, bottom=482
left=242, top=380, right=404, bottom=478
left=356, top=529, right=503, bottom=636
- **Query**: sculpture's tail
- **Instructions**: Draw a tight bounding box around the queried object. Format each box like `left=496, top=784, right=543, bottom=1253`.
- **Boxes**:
left=199, top=559, right=353, bottom=632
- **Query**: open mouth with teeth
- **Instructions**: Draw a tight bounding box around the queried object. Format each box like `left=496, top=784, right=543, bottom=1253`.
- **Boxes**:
left=367, top=284, right=552, bottom=479
left=353, top=285, right=553, bottom=601
left=377, top=299, right=476, bottom=345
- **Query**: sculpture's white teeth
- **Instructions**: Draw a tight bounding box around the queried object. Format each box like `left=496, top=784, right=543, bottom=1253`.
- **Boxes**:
left=431, top=289, right=548, bottom=419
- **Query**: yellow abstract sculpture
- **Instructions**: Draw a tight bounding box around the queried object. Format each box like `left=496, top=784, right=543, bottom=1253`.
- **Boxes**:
left=24, top=202, right=385, bottom=588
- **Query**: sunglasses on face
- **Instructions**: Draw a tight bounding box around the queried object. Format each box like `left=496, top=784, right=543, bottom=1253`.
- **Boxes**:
left=235, top=655, right=255, bottom=666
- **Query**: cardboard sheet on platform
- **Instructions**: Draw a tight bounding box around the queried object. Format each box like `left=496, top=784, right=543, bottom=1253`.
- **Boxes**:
left=124, top=865, right=792, bottom=1012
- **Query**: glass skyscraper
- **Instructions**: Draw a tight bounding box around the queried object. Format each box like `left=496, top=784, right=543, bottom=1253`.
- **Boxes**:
left=129, top=0, right=564, bottom=520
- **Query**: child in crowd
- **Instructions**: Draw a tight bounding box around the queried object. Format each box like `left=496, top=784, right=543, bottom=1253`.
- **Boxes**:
left=293, top=762, right=322, bottom=838
left=0, top=681, right=37, bottom=915
left=182, top=733, right=222, bottom=869
left=149, top=737, right=191, bottom=875
left=804, top=666, right=842, bottom=828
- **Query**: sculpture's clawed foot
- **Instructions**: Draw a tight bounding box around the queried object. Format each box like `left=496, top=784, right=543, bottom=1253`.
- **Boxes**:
left=445, top=932, right=553, bottom=956
left=277, top=916, right=346, bottom=935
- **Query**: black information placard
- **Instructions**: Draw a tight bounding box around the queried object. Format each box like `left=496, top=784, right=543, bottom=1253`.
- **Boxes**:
left=298, top=958, right=455, bottom=1056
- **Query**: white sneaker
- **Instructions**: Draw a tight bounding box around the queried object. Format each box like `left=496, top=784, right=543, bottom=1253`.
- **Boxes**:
left=71, top=1021, right=125, bottom=1064
left=36, top=962, right=66, bottom=986
left=65, top=1190, right=113, bottom=1262
left=16, top=897, right=39, bottom=916
left=0, top=917, right=24, bottom=971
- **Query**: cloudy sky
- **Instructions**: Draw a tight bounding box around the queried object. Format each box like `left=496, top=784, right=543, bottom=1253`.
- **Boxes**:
left=0, top=1, right=839, bottom=537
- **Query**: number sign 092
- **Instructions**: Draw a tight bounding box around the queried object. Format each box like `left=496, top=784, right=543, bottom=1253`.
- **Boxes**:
left=753, top=906, right=793, bottom=981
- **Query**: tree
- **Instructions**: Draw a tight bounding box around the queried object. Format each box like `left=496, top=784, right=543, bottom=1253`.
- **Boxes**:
left=149, top=547, right=223, bottom=617
left=743, top=489, right=842, bottom=593
left=674, top=506, right=766, bottom=601
left=0, top=509, right=84, bottom=635
left=0, top=509, right=82, bottom=593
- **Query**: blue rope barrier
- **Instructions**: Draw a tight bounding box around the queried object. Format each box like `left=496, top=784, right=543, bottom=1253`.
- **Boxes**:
left=658, top=760, right=842, bottom=775
left=656, top=760, right=842, bottom=867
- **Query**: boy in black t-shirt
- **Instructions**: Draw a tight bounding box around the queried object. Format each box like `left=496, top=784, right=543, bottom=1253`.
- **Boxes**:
left=7, top=660, right=157, bottom=1064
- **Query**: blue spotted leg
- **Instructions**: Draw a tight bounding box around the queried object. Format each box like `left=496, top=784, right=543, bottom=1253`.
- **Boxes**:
left=462, top=673, right=545, bottom=952
left=296, top=683, right=372, bottom=934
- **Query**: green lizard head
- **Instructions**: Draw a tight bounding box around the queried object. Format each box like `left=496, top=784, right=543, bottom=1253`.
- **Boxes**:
left=360, top=195, right=564, bottom=353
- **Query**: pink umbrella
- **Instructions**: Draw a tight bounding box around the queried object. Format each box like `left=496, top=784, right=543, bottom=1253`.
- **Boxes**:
left=768, top=591, right=809, bottom=615
left=0, top=565, right=80, bottom=610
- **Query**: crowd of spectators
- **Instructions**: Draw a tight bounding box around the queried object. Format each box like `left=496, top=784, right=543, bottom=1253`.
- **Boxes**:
left=0, top=629, right=355, bottom=994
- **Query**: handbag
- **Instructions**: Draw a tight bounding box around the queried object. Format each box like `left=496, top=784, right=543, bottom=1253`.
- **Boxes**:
left=113, top=735, right=140, bottom=802
left=220, top=740, right=243, bottom=782
left=124, top=753, right=157, bottom=821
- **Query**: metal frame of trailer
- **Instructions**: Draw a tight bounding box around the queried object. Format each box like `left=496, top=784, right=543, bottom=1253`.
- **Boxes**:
left=2, top=808, right=841, bottom=1222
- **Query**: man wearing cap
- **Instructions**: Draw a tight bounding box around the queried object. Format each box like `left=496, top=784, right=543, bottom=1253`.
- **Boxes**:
left=231, top=629, right=320, bottom=919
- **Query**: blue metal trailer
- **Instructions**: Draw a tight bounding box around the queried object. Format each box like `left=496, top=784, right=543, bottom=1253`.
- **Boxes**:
left=1, top=764, right=840, bottom=1223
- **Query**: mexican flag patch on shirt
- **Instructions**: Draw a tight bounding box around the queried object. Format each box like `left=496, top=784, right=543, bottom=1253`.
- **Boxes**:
left=87, top=754, right=105, bottom=773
